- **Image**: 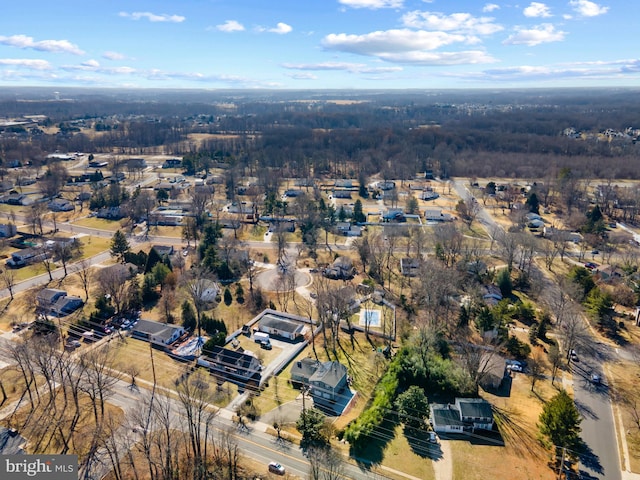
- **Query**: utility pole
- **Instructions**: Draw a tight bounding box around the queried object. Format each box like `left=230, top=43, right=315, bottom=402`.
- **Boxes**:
left=557, top=446, right=566, bottom=480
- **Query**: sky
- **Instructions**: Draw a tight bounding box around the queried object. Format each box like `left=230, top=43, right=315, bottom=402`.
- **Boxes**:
left=0, top=0, right=637, bottom=90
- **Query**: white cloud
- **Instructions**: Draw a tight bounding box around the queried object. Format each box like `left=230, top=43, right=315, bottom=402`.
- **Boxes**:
left=285, top=72, right=318, bottom=80
left=503, top=24, right=566, bottom=46
left=119, top=11, right=185, bottom=23
left=281, top=61, right=403, bottom=73
left=82, top=59, right=100, bottom=68
left=483, top=4, right=500, bottom=13
left=0, top=34, right=84, bottom=55
left=322, top=29, right=495, bottom=65
left=401, top=11, right=503, bottom=36
left=338, top=0, right=404, bottom=9
left=569, top=0, right=609, bottom=17
left=216, top=20, right=245, bottom=32
left=269, top=22, right=293, bottom=34
left=523, top=2, right=552, bottom=18
left=0, top=58, right=51, bottom=70
left=103, top=51, right=125, bottom=61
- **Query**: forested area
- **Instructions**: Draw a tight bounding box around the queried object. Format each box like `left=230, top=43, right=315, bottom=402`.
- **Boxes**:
left=1, top=87, right=639, bottom=180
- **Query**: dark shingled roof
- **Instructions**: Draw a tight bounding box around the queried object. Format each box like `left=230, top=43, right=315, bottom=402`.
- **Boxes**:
left=431, top=404, right=465, bottom=427
left=457, top=398, right=493, bottom=419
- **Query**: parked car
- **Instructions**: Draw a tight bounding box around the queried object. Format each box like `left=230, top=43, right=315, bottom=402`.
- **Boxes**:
left=260, top=341, right=272, bottom=350
left=507, top=364, right=523, bottom=372
left=268, top=462, right=285, bottom=475
left=570, top=350, right=579, bottom=362
left=584, top=262, right=597, bottom=269
left=428, top=431, right=438, bottom=444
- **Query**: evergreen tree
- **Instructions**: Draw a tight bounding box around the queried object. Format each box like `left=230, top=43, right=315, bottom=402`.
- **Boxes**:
left=352, top=199, right=366, bottom=223
left=538, top=390, right=582, bottom=455
left=395, top=385, right=430, bottom=430
left=223, top=287, right=233, bottom=306
left=525, top=192, right=540, bottom=214
left=145, top=247, right=163, bottom=273
left=181, top=300, right=197, bottom=331
left=110, top=230, right=130, bottom=263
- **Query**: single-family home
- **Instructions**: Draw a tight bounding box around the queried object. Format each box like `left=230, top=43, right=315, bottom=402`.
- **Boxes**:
left=421, top=190, right=440, bottom=201
left=162, top=158, right=182, bottom=169
left=332, top=191, right=352, bottom=199
left=455, top=398, right=494, bottom=431
left=257, top=311, right=306, bottom=341
left=0, top=427, right=27, bottom=455
left=309, top=361, right=348, bottom=405
left=430, top=398, right=494, bottom=433
left=132, top=319, right=185, bottom=346
left=51, top=295, right=84, bottom=317
left=6, top=248, right=48, bottom=268
left=283, top=189, right=304, bottom=198
left=197, top=346, right=262, bottom=390
left=335, top=222, right=363, bottom=236
left=598, top=265, right=624, bottom=282
left=382, top=208, right=405, bottom=223
left=152, top=245, right=174, bottom=257
left=483, top=285, right=503, bottom=306
left=290, top=359, right=348, bottom=407
left=323, top=256, right=356, bottom=280
left=48, top=198, right=74, bottom=212
left=424, top=208, right=452, bottom=222
left=0, top=223, right=17, bottom=237
left=36, top=288, right=68, bottom=310
left=430, top=403, right=467, bottom=433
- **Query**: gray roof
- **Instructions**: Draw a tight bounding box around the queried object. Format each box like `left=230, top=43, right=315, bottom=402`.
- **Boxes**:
left=0, top=427, right=27, bottom=454
left=456, top=398, right=493, bottom=419
left=310, top=361, right=347, bottom=389
left=134, top=319, right=184, bottom=342
left=260, top=314, right=305, bottom=335
left=291, top=358, right=320, bottom=383
left=431, top=404, right=465, bottom=427
left=37, top=288, right=67, bottom=303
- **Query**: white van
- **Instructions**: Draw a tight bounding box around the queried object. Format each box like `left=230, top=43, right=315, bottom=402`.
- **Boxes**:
left=254, top=331, right=270, bottom=344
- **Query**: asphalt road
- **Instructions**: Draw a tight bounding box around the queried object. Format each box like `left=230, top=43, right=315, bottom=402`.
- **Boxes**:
left=571, top=345, right=621, bottom=480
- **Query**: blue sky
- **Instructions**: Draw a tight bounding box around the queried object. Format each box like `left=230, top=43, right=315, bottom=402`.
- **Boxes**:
left=0, top=0, right=636, bottom=90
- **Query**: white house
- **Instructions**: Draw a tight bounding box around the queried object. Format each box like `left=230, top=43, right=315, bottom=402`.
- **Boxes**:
left=132, top=319, right=185, bottom=346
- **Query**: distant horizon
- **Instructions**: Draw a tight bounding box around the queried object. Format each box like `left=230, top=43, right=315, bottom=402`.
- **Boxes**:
left=1, top=1, right=638, bottom=90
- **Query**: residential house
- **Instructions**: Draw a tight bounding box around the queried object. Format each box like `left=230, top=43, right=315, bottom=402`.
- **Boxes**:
left=377, top=181, right=396, bottom=191
left=430, top=404, right=466, bottom=433
left=51, top=295, right=84, bottom=317
left=126, top=158, right=147, bottom=170
left=197, top=346, right=262, bottom=390
left=48, top=198, right=74, bottom=212
left=36, top=288, right=68, bottom=311
left=421, top=189, right=440, bottom=201
left=162, top=158, right=182, bottom=168
left=0, top=427, right=27, bottom=455
left=456, top=398, right=494, bottom=430
left=335, top=222, right=363, bottom=236
left=424, top=208, right=452, bottom=222
left=291, top=358, right=321, bottom=387
left=430, top=398, right=494, bottom=433
left=88, top=160, right=109, bottom=168
left=257, top=311, right=306, bottom=340
left=309, top=361, right=348, bottom=406
left=36, top=288, right=83, bottom=317
left=382, top=208, right=405, bottom=223
left=598, top=265, right=624, bottom=282
left=323, top=256, right=355, bottom=280
left=334, top=179, right=354, bottom=189
left=483, top=285, right=503, bottom=306
left=96, top=206, right=126, bottom=220
left=132, top=319, right=185, bottom=346
left=283, top=189, right=304, bottom=198
left=478, top=354, right=508, bottom=391
left=152, top=245, right=174, bottom=257
left=290, top=359, right=348, bottom=406
left=0, top=223, right=17, bottom=237
left=332, top=191, right=352, bottom=199
left=6, top=248, right=48, bottom=268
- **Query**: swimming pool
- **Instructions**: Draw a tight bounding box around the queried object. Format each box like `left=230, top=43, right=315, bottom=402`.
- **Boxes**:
left=359, top=309, right=381, bottom=327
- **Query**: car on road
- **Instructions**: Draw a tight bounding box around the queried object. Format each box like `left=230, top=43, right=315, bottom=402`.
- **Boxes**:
left=591, top=249, right=599, bottom=255
left=584, top=262, right=597, bottom=269
left=570, top=350, right=579, bottom=362
left=268, top=462, right=285, bottom=475
left=507, top=363, right=523, bottom=372
left=591, top=373, right=601, bottom=384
